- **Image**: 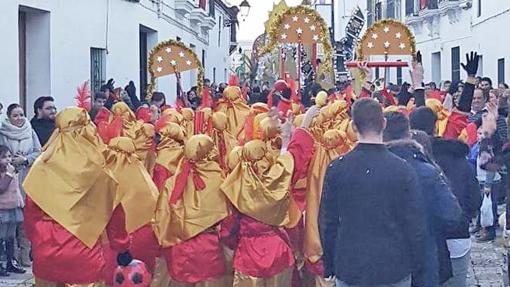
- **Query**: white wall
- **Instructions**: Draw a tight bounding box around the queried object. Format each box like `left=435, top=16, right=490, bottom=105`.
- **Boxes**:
left=407, top=2, right=510, bottom=85
left=0, top=0, right=233, bottom=112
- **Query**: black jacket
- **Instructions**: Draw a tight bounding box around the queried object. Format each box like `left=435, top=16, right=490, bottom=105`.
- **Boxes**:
left=319, top=143, right=427, bottom=286
left=30, top=118, right=55, bottom=146
left=388, top=140, right=463, bottom=286
left=432, top=138, right=482, bottom=239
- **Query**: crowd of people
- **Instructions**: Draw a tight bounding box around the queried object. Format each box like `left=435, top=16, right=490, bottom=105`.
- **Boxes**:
left=0, top=49, right=508, bottom=287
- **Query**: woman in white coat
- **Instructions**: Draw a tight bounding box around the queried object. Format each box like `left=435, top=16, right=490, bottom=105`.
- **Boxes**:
left=0, top=103, right=41, bottom=270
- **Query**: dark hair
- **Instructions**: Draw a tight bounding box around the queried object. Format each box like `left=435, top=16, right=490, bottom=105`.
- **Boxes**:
left=501, top=83, right=509, bottom=89
left=95, top=92, right=108, bottom=100
left=409, top=107, right=437, bottom=136
left=7, top=104, right=22, bottom=117
left=352, top=98, right=385, bottom=135
left=0, top=102, right=3, bottom=110
left=33, top=96, right=55, bottom=116
left=281, top=87, right=292, bottom=100
left=0, top=145, right=10, bottom=157
left=151, top=92, right=166, bottom=103
left=383, top=112, right=410, bottom=142
left=448, top=81, right=461, bottom=96
left=481, top=77, right=493, bottom=87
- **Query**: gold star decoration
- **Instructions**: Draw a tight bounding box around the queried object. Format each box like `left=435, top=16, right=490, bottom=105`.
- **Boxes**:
left=357, top=19, right=416, bottom=58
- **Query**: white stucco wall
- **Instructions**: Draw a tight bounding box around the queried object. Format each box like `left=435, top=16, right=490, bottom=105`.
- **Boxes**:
left=0, top=0, right=233, bottom=116
left=407, top=1, right=510, bottom=85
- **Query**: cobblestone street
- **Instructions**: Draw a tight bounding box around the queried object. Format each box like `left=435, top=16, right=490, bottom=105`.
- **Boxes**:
left=1, top=236, right=508, bottom=287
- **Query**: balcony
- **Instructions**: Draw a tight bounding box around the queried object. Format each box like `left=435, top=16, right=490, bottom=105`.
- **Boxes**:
left=406, top=0, right=470, bottom=25
left=175, top=0, right=195, bottom=16
left=199, top=15, right=216, bottom=31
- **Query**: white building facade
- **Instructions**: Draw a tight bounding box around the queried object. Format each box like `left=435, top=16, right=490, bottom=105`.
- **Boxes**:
left=0, top=0, right=238, bottom=116
left=406, top=0, right=510, bottom=85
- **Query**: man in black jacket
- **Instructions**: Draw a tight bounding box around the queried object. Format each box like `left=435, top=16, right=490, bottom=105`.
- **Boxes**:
left=319, top=98, right=427, bottom=287
left=30, top=96, right=56, bottom=146
left=385, top=112, right=463, bottom=286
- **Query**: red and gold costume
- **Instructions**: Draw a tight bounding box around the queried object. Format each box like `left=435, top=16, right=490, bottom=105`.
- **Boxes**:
left=215, top=85, right=250, bottom=138
left=23, top=107, right=130, bottom=286
left=220, top=124, right=315, bottom=287
left=304, top=129, right=347, bottom=287
left=152, top=122, right=186, bottom=191
left=211, top=112, right=238, bottom=172
left=155, top=135, right=230, bottom=286
left=101, top=137, right=159, bottom=286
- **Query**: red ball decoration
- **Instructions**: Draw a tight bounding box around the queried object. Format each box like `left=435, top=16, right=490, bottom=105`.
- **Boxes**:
left=114, top=259, right=152, bottom=287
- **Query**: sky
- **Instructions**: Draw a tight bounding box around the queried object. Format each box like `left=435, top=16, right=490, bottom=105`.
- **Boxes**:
left=231, top=0, right=304, bottom=42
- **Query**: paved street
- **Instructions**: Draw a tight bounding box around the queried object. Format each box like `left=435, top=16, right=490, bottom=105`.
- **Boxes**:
left=1, top=237, right=508, bottom=287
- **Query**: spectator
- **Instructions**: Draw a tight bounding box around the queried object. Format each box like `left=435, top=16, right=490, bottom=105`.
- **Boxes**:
left=497, top=83, right=509, bottom=117
left=385, top=111, right=462, bottom=286
left=89, top=92, right=108, bottom=122
left=30, top=96, right=56, bottom=146
left=0, top=146, right=25, bottom=275
left=319, top=98, right=427, bottom=287
left=480, top=77, right=493, bottom=95
left=410, top=107, right=438, bottom=137
left=124, top=81, right=141, bottom=110
left=0, top=103, right=41, bottom=269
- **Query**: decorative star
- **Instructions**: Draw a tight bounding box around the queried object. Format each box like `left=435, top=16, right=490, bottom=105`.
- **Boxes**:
left=399, top=43, right=406, bottom=50
left=372, top=33, right=378, bottom=39
left=157, top=56, right=163, bottom=63
left=178, top=51, right=185, bottom=58
left=281, top=33, right=287, bottom=40
left=384, top=41, right=391, bottom=48
left=284, top=24, right=290, bottom=30
left=156, top=66, right=163, bottom=72
left=395, top=32, right=402, bottom=39
left=368, top=42, right=374, bottom=48
left=383, top=26, right=390, bottom=33
left=304, top=17, right=310, bottom=23
left=312, top=34, right=319, bottom=41
left=165, top=47, right=172, bottom=53
left=186, top=60, right=192, bottom=65
left=310, top=25, right=316, bottom=31
left=292, top=16, right=298, bottom=22
left=296, top=28, right=303, bottom=34
left=170, top=59, right=177, bottom=66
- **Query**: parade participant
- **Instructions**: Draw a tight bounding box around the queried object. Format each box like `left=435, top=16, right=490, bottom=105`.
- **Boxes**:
left=111, top=102, right=155, bottom=169
left=156, top=134, right=230, bottom=286
left=152, top=120, right=186, bottom=191
left=101, top=136, right=159, bottom=286
left=180, top=108, right=195, bottom=138
left=215, top=77, right=251, bottom=138
left=303, top=129, right=348, bottom=287
left=319, top=99, right=427, bottom=287
left=221, top=106, right=318, bottom=287
left=211, top=111, right=237, bottom=172
left=23, top=107, right=132, bottom=286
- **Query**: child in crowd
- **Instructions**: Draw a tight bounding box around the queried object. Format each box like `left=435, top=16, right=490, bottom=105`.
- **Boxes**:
left=0, top=145, right=25, bottom=276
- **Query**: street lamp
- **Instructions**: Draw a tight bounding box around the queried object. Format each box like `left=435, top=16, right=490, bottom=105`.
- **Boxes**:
left=239, top=0, right=251, bottom=21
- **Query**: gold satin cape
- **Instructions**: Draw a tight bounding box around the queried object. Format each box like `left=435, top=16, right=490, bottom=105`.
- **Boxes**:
left=215, top=86, right=250, bottom=137
left=105, top=137, right=159, bottom=233
left=155, top=135, right=229, bottom=247
left=23, top=107, right=118, bottom=248
left=155, top=122, right=186, bottom=179
left=304, top=130, right=343, bottom=263
left=221, top=140, right=294, bottom=227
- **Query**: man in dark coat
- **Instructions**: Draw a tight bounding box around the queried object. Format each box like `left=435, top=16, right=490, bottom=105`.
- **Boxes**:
left=384, top=111, right=463, bottom=286
left=30, top=96, right=56, bottom=146
left=319, top=99, right=427, bottom=287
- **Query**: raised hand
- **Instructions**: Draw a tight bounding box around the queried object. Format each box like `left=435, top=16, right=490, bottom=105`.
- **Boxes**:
left=461, top=51, right=479, bottom=76
left=410, top=51, right=424, bottom=88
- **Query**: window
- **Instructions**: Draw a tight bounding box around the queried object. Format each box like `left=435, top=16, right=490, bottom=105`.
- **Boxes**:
left=375, top=1, right=383, bottom=21
left=498, top=58, right=505, bottom=85
left=451, top=46, right=460, bottom=82
left=477, top=0, right=482, bottom=17
left=218, top=16, right=222, bottom=47
left=387, top=0, right=395, bottom=19
left=367, top=0, right=374, bottom=26
left=202, top=49, right=206, bottom=70
left=428, top=0, right=438, bottom=9
left=213, top=67, right=216, bottom=83
left=90, top=48, right=106, bottom=94
left=375, top=67, right=380, bottom=79
left=405, top=0, right=414, bottom=15
left=432, top=52, right=441, bottom=85
left=199, top=0, right=206, bottom=10
left=397, top=60, right=402, bottom=85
